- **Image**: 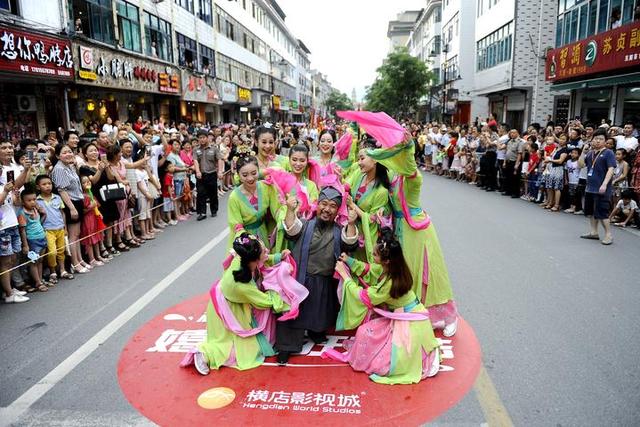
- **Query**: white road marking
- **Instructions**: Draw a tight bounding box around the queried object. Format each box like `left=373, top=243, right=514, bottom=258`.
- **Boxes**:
left=0, top=228, right=229, bottom=427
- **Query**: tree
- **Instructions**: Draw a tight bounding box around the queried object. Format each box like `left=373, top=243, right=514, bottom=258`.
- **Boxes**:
left=324, top=90, right=354, bottom=117
left=364, top=48, right=433, bottom=118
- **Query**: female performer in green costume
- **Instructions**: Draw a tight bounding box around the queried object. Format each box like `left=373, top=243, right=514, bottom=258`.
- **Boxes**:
left=367, top=138, right=458, bottom=337
left=324, top=229, right=440, bottom=385
left=227, top=155, right=281, bottom=248
left=254, top=126, right=288, bottom=179
left=184, top=233, right=290, bottom=374
left=345, top=137, right=391, bottom=263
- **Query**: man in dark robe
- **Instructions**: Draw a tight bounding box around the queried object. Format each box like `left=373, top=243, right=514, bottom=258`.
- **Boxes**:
left=275, top=186, right=358, bottom=364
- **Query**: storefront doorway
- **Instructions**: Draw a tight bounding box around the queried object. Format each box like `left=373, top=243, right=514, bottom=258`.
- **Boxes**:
left=580, top=88, right=611, bottom=124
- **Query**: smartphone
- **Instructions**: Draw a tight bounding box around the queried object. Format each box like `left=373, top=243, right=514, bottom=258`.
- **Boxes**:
left=100, top=153, right=107, bottom=162
left=38, top=153, right=47, bottom=162
left=6, top=170, right=14, bottom=183
left=28, top=151, right=34, bottom=162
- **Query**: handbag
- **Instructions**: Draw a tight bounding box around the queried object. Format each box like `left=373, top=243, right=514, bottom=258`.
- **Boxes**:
left=127, top=191, right=137, bottom=209
left=99, top=183, right=126, bottom=201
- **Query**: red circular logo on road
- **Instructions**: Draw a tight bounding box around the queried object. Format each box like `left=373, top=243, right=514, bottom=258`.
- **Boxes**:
left=118, top=293, right=481, bottom=426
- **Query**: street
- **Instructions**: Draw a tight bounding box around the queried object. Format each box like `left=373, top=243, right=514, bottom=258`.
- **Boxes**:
left=1, top=172, right=638, bottom=426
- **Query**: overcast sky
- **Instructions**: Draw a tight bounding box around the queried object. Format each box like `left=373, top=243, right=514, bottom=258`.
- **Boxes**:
left=276, top=0, right=424, bottom=101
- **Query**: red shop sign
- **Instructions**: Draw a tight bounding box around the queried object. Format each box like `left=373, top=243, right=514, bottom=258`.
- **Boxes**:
left=0, top=25, right=73, bottom=80
left=546, top=21, right=640, bottom=82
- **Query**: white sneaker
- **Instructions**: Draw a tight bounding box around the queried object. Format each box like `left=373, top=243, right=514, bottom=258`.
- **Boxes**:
left=194, top=351, right=210, bottom=375
left=12, top=288, right=27, bottom=296
left=426, top=348, right=440, bottom=378
left=5, top=293, right=29, bottom=303
left=443, top=318, right=458, bottom=337
left=169, top=220, right=178, bottom=226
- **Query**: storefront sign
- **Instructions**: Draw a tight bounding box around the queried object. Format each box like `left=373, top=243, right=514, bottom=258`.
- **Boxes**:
left=546, top=21, right=640, bottom=82
left=237, top=87, right=252, bottom=103
left=181, top=70, right=221, bottom=104
left=219, top=81, right=238, bottom=103
left=0, top=25, right=73, bottom=80
left=272, top=95, right=281, bottom=110
left=159, top=72, right=179, bottom=94
left=78, top=69, right=97, bottom=81
left=288, top=100, right=299, bottom=109
left=73, top=42, right=180, bottom=95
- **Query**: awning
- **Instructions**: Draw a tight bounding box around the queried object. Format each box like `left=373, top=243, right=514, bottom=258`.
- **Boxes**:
left=551, top=72, right=640, bottom=91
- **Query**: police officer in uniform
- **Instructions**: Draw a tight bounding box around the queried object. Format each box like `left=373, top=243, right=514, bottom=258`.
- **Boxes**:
left=193, top=130, right=223, bottom=221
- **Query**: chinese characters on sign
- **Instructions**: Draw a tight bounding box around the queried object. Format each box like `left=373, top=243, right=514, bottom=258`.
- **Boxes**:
left=243, top=390, right=362, bottom=414
left=0, top=25, right=73, bottom=80
left=74, top=42, right=180, bottom=94
left=181, top=70, right=221, bottom=103
left=546, top=21, right=640, bottom=82
left=238, top=87, right=252, bottom=103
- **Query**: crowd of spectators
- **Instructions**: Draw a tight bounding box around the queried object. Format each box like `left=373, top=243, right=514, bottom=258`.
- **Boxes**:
left=0, top=117, right=314, bottom=304
left=2, top=113, right=637, bottom=303
left=411, top=117, right=640, bottom=237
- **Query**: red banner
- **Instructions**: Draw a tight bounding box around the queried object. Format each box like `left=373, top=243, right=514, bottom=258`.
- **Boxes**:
left=0, top=25, right=73, bottom=80
left=546, top=21, right=640, bottom=82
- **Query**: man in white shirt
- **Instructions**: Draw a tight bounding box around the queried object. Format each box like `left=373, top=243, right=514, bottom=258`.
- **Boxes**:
left=615, top=123, right=639, bottom=153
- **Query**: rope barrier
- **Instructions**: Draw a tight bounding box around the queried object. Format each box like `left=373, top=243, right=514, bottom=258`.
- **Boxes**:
left=0, top=192, right=195, bottom=276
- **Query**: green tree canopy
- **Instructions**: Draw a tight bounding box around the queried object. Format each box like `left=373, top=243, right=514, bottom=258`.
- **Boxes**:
left=324, top=90, right=354, bottom=117
left=365, top=48, right=433, bottom=118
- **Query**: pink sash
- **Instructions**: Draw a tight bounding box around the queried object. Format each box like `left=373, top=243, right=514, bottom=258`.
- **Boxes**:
left=359, top=289, right=430, bottom=321
left=260, top=254, right=308, bottom=321
left=209, top=279, right=273, bottom=338
left=395, top=175, right=432, bottom=230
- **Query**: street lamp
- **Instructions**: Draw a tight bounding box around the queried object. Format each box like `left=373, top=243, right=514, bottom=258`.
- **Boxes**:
left=429, top=41, right=449, bottom=123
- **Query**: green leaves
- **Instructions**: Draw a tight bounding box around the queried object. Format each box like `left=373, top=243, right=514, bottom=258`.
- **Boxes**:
left=364, top=47, right=433, bottom=118
left=325, top=90, right=354, bottom=117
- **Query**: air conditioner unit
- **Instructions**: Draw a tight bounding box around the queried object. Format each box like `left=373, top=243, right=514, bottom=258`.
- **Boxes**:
left=17, top=96, right=37, bottom=112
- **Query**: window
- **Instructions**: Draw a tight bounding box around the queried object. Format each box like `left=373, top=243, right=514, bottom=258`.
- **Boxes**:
left=0, top=0, right=19, bottom=15
left=476, top=21, right=513, bottom=71
left=72, top=0, right=114, bottom=43
left=199, top=44, right=215, bottom=76
left=214, top=5, right=267, bottom=59
left=177, top=33, right=197, bottom=69
left=144, top=12, right=173, bottom=62
left=578, top=4, right=589, bottom=39
left=597, top=0, right=609, bottom=32
left=198, top=0, right=212, bottom=24
left=175, top=0, right=194, bottom=13
left=587, top=0, right=597, bottom=35
left=117, top=1, right=141, bottom=52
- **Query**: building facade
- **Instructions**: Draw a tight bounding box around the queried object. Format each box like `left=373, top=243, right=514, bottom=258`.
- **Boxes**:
left=388, top=10, right=422, bottom=52
left=407, top=1, right=442, bottom=122
left=395, top=0, right=573, bottom=130
left=546, top=0, right=640, bottom=126
left=441, top=0, right=487, bottom=126
left=0, top=1, right=73, bottom=138
left=473, top=0, right=565, bottom=131
left=0, top=0, right=333, bottom=137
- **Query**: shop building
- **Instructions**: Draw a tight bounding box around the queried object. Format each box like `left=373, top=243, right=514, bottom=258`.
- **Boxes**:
left=180, top=69, right=221, bottom=124
left=0, top=23, right=74, bottom=139
left=472, top=0, right=563, bottom=130
left=69, top=40, right=180, bottom=127
left=546, top=1, right=640, bottom=126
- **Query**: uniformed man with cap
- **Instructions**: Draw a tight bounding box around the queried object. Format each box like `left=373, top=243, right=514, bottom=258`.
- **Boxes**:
left=193, top=130, right=224, bottom=221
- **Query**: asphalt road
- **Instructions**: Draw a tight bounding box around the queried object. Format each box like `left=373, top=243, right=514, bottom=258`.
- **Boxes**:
left=1, top=172, right=638, bottom=426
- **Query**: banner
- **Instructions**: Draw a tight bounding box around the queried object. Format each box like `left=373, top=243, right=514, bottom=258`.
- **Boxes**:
left=546, top=21, right=640, bottom=82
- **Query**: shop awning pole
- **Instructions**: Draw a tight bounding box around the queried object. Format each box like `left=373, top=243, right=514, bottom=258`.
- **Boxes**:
left=63, top=87, right=70, bottom=131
